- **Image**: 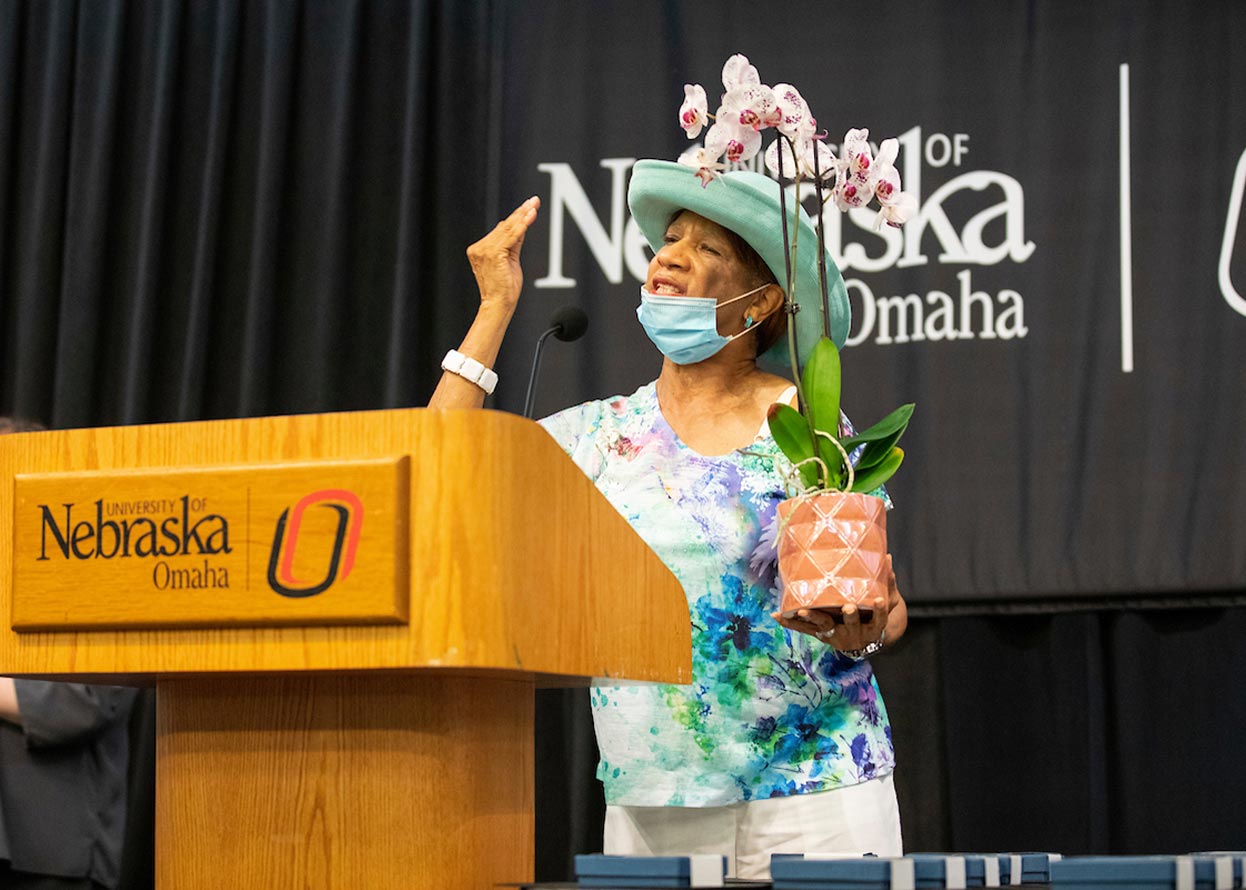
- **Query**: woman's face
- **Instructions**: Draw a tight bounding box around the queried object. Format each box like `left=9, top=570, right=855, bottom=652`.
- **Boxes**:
left=645, top=210, right=756, bottom=304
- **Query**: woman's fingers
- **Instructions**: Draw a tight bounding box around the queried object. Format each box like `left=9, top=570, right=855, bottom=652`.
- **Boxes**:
left=794, top=609, right=835, bottom=634
left=500, top=196, right=540, bottom=251
left=772, top=610, right=833, bottom=638
left=846, top=598, right=887, bottom=639
left=508, top=195, right=541, bottom=234
left=867, top=596, right=887, bottom=630
left=773, top=598, right=887, bottom=650
left=472, top=196, right=539, bottom=257
left=466, top=196, right=541, bottom=307
left=886, top=554, right=903, bottom=610
left=518, top=194, right=540, bottom=224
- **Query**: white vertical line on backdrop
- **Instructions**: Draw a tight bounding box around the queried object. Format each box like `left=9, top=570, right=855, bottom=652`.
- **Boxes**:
left=1119, top=63, right=1135, bottom=373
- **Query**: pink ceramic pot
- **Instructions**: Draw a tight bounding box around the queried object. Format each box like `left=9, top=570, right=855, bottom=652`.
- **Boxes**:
left=776, top=490, right=888, bottom=617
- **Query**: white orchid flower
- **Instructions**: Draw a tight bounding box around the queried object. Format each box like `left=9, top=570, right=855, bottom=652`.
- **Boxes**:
left=873, top=137, right=899, bottom=174
left=764, top=135, right=837, bottom=182
left=671, top=57, right=913, bottom=228
left=764, top=137, right=797, bottom=179
left=721, top=83, right=781, bottom=132
left=678, top=121, right=731, bottom=186
left=835, top=129, right=879, bottom=210
left=679, top=84, right=709, bottom=139
left=871, top=143, right=917, bottom=229
left=718, top=113, right=763, bottom=164
left=721, top=53, right=760, bottom=90
left=772, top=83, right=810, bottom=140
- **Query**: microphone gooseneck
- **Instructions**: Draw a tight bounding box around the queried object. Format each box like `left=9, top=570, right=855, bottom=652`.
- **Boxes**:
left=522, top=306, right=589, bottom=419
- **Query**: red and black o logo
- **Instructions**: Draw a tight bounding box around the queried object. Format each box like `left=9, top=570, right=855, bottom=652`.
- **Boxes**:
left=267, top=489, right=363, bottom=598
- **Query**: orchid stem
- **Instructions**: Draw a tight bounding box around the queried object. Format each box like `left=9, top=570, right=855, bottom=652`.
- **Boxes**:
left=777, top=138, right=803, bottom=412
left=812, top=141, right=832, bottom=342
left=777, top=135, right=826, bottom=489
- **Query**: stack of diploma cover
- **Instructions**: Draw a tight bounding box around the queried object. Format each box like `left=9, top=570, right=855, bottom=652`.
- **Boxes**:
left=1190, top=854, right=1244, bottom=890
left=574, top=855, right=729, bottom=888
left=912, top=853, right=1012, bottom=888
left=769, top=856, right=917, bottom=890
left=769, top=852, right=1067, bottom=889
left=1050, top=855, right=1242, bottom=890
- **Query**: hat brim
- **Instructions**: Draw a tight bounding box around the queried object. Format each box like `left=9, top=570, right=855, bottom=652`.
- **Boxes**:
left=626, top=159, right=850, bottom=371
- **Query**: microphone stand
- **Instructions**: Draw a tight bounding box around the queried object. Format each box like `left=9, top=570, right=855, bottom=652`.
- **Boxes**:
left=522, top=324, right=562, bottom=419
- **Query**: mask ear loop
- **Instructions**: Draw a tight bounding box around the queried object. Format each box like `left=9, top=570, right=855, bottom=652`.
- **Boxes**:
left=722, top=284, right=767, bottom=339
left=722, top=282, right=775, bottom=341
left=714, top=282, right=771, bottom=309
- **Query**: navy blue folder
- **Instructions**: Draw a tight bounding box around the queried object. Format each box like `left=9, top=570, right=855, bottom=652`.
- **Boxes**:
left=574, top=854, right=728, bottom=888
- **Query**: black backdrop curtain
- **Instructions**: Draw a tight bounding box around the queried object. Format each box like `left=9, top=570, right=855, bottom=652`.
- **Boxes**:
left=1, top=0, right=498, bottom=426
left=1, top=2, right=1243, bottom=887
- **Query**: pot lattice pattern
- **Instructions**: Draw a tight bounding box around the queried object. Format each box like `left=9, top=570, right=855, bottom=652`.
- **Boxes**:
left=778, top=494, right=888, bottom=611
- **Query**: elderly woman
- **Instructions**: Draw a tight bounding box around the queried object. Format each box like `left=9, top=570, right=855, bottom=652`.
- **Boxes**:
left=430, top=160, right=908, bottom=879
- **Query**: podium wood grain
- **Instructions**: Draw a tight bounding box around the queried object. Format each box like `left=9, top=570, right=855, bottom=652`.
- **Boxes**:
left=0, top=409, right=689, bottom=683
left=157, top=674, right=533, bottom=889
left=0, top=410, right=690, bottom=890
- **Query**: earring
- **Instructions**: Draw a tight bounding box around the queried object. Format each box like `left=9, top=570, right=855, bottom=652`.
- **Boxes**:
left=745, top=316, right=754, bottom=328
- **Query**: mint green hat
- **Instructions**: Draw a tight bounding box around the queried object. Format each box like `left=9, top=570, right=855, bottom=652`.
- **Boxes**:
left=626, top=159, right=850, bottom=369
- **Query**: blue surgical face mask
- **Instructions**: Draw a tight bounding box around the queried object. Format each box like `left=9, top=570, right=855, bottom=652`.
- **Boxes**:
left=636, top=283, right=768, bottom=365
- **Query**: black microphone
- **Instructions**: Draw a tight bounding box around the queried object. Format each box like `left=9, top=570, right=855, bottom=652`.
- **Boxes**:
left=522, top=306, right=589, bottom=418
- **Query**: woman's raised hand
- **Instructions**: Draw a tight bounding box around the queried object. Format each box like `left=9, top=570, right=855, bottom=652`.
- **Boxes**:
left=427, top=196, right=541, bottom=410
left=466, top=196, right=540, bottom=312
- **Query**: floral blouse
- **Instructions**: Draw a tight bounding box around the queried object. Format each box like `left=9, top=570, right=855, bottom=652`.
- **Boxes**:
left=539, top=382, right=894, bottom=807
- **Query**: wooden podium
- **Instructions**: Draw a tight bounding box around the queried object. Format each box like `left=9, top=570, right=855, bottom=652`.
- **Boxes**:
left=0, top=410, right=690, bottom=889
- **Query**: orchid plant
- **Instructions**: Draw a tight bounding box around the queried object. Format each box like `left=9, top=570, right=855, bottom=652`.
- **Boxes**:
left=677, top=54, right=916, bottom=494
left=678, top=55, right=916, bottom=228
left=767, top=338, right=914, bottom=494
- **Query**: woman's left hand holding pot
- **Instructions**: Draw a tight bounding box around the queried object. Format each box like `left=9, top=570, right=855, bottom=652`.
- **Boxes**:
left=773, top=555, right=906, bottom=656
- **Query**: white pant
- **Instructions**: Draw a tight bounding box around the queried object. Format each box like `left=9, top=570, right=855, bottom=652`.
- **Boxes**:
left=602, top=774, right=903, bottom=880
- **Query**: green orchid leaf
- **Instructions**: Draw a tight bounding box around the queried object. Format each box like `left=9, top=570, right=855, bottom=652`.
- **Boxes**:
left=767, top=402, right=819, bottom=490
left=800, top=337, right=843, bottom=484
left=800, top=337, right=841, bottom=435
left=856, top=427, right=906, bottom=471
left=838, top=403, right=913, bottom=478
left=842, top=404, right=915, bottom=447
left=850, top=446, right=905, bottom=494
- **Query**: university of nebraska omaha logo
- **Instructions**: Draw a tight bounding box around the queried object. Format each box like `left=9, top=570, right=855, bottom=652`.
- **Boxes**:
left=267, top=489, right=363, bottom=598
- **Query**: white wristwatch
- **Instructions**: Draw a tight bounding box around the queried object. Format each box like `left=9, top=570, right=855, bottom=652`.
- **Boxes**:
left=441, top=349, right=498, bottom=395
